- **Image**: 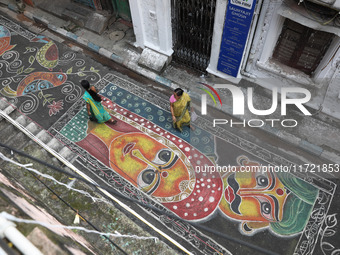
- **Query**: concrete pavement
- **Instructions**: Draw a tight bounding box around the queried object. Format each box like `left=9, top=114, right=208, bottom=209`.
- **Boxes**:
left=0, top=3, right=339, bottom=255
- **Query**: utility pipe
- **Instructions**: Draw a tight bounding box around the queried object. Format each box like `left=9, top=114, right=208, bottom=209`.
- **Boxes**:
left=0, top=215, right=43, bottom=255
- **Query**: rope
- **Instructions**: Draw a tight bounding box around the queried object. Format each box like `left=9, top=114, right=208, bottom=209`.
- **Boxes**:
left=0, top=142, right=279, bottom=255
left=0, top=212, right=158, bottom=242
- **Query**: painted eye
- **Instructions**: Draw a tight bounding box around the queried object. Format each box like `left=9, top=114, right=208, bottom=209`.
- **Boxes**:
left=57, top=74, right=63, bottom=81
left=137, top=168, right=160, bottom=195
left=158, top=150, right=171, bottom=162
left=256, top=175, right=268, bottom=187
left=153, top=149, right=172, bottom=164
left=256, top=196, right=274, bottom=221
left=261, top=202, right=271, bottom=215
left=141, top=169, right=155, bottom=185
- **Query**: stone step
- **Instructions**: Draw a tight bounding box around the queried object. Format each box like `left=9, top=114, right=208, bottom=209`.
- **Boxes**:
left=35, top=130, right=54, bottom=144
left=0, top=124, right=18, bottom=145
left=35, top=0, right=68, bottom=18
left=46, top=138, right=64, bottom=153
left=36, top=0, right=109, bottom=34
left=58, top=146, right=78, bottom=163
left=0, top=104, right=21, bottom=131
left=0, top=97, right=10, bottom=110
left=0, top=97, right=77, bottom=167
left=15, top=114, right=31, bottom=127
left=0, top=104, right=16, bottom=122
left=2, top=132, right=32, bottom=151
left=25, top=122, right=41, bottom=136
left=1, top=104, right=16, bottom=115
left=62, top=4, right=109, bottom=34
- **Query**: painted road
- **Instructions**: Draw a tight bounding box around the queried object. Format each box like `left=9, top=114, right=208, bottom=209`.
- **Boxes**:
left=0, top=14, right=339, bottom=255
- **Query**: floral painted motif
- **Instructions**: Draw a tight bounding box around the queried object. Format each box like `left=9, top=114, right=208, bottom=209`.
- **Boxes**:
left=48, top=100, right=64, bottom=116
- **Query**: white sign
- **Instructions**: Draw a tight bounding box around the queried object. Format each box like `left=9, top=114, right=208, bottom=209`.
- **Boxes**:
left=230, top=0, right=254, bottom=10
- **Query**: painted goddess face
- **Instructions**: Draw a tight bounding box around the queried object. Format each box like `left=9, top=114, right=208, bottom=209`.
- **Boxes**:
left=86, top=97, right=218, bottom=220
left=109, top=133, right=190, bottom=198
left=219, top=164, right=288, bottom=222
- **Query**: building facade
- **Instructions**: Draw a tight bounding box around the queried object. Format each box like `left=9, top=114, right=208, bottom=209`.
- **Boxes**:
left=22, top=0, right=340, bottom=118
left=129, top=0, right=340, bottom=119
left=238, top=0, right=340, bottom=119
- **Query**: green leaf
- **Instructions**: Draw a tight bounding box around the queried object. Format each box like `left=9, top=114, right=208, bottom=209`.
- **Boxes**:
left=47, top=98, right=55, bottom=104
left=29, top=55, right=35, bottom=64
left=24, top=68, right=35, bottom=73
left=78, top=72, right=86, bottom=77
left=45, top=94, right=53, bottom=98
left=90, top=66, right=99, bottom=72
left=16, top=66, right=24, bottom=74
left=66, top=67, right=73, bottom=74
left=43, top=98, right=54, bottom=106
left=79, top=66, right=86, bottom=71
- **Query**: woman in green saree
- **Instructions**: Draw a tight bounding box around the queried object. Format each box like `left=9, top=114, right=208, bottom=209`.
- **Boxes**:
left=170, top=88, right=194, bottom=132
left=81, top=80, right=117, bottom=124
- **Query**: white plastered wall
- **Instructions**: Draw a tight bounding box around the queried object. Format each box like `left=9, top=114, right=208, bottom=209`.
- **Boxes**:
left=129, top=0, right=173, bottom=56
left=242, top=1, right=340, bottom=118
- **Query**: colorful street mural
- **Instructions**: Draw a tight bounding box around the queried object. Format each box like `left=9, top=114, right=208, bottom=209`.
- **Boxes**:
left=61, top=95, right=223, bottom=221
left=59, top=83, right=318, bottom=231
left=0, top=26, right=15, bottom=56
left=1, top=15, right=338, bottom=255
left=62, top=97, right=319, bottom=236
left=219, top=156, right=318, bottom=236
left=0, top=18, right=102, bottom=128
left=57, top=78, right=338, bottom=254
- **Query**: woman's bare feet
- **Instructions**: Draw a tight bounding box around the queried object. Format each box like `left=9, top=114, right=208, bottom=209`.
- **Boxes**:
left=109, top=119, right=117, bottom=124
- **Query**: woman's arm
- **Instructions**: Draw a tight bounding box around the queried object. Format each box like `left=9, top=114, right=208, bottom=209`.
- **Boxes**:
left=170, top=102, right=176, bottom=122
left=86, top=103, right=91, bottom=117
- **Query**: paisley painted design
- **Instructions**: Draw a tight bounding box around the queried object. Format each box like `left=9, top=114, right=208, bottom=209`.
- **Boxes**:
left=32, top=36, right=59, bottom=69
left=0, top=26, right=15, bottom=56
left=36, top=40, right=59, bottom=69
left=16, top=72, right=67, bottom=96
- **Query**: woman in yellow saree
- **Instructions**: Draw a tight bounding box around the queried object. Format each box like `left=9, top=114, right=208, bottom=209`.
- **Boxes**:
left=170, top=88, right=194, bottom=132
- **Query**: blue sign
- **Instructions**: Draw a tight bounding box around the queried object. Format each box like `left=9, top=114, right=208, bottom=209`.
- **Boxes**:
left=217, top=0, right=257, bottom=77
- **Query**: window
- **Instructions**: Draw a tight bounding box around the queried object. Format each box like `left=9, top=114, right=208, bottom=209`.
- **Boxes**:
left=272, top=19, right=334, bottom=75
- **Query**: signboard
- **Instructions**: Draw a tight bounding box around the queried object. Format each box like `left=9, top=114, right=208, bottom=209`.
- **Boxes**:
left=217, top=0, right=257, bottom=77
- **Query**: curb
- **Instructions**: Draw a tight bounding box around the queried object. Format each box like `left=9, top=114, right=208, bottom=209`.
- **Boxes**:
left=24, top=9, right=174, bottom=88
left=8, top=7, right=340, bottom=165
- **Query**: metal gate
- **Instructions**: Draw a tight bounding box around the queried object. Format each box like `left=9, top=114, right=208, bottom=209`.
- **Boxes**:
left=73, top=0, right=102, bottom=10
left=171, top=0, right=216, bottom=72
left=111, top=0, right=132, bottom=21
